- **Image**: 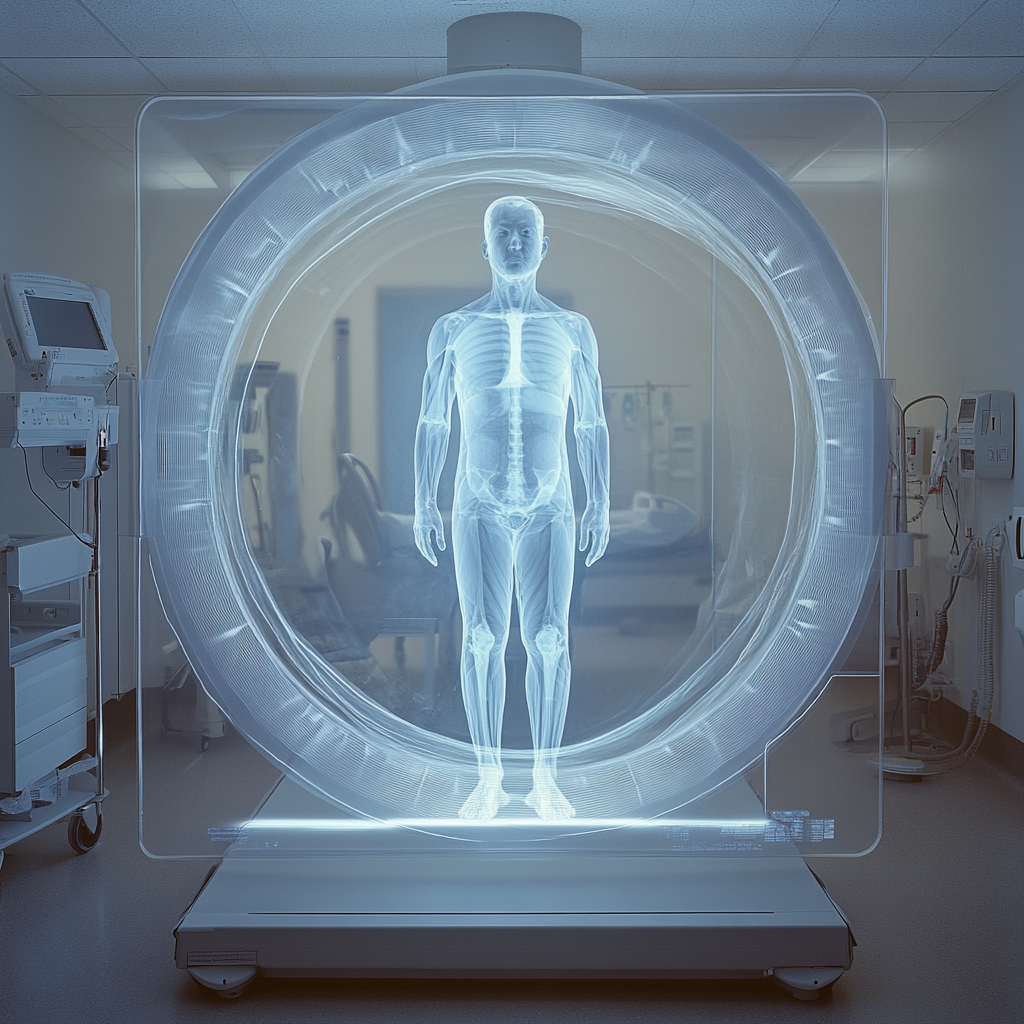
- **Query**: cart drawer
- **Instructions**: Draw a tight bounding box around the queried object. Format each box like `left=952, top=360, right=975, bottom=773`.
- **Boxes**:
left=14, top=638, right=88, bottom=742
left=2, top=638, right=88, bottom=793
left=15, top=707, right=87, bottom=792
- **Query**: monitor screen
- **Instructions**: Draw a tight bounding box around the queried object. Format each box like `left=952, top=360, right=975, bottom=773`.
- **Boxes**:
left=957, top=398, right=976, bottom=424
left=26, top=295, right=107, bottom=351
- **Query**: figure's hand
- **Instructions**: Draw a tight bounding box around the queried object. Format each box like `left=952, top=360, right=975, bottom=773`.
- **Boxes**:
left=413, top=503, right=445, bottom=566
left=580, top=503, right=610, bottom=567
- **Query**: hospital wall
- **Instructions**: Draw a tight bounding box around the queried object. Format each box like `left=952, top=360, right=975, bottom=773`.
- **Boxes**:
left=0, top=89, right=134, bottom=527
left=0, top=89, right=135, bottom=702
left=888, top=73, right=1024, bottom=746
left=2, top=78, right=1021, bottom=751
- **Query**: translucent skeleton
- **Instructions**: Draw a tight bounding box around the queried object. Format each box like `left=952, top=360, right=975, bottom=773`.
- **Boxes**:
left=414, top=198, right=610, bottom=820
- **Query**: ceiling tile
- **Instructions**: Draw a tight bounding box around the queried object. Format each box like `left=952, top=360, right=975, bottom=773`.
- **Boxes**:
left=142, top=57, right=284, bottom=92
left=897, top=56, right=1024, bottom=90
left=887, top=121, right=953, bottom=149
left=805, top=0, right=986, bottom=57
left=501, top=1, right=700, bottom=58
left=48, top=93, right=150, bottom=128
left=0, top=62, right=39, bottom=96
left=0, top=57, right=165, bottom=95
left=880, top=90, right=990, bottom=121
left=678, top=0, right=835, bottom=58
left=80, top=0, right=263, bottom=58
left=66, top=124, right=127, bottom=152
left=96, top=126, right=136, bottom=150
left=780, top=57, right=921, bottom=91
left=0, top=0, right=129, bottom=57
left=937, top=0, right=1024, bottom=56
left=101, top=147, right=135, bottom=170
left=233, top=0, right=413, bottom=57
left=581, top=58, right=670, bottom=89
left=22, top=93, right=79, bottom=127
left=660, top=58, right=794, bottom=90
left=266, top=58, right=420, bottom=92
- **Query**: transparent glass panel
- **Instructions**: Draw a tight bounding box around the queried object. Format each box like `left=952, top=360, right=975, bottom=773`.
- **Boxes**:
left=136, top=90, right=885, bottom=858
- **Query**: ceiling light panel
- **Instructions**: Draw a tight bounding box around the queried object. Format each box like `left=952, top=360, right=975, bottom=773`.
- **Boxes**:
left=232, top=0, right=414, bottom=58
left=678, top=0, right=836, bottom=58
left=0, top=57, right=165, bottom=95
left=0, top=0, right=128, bottom=58
left=937, top=0, right=1024, bottom=56
left=79, top=0, right=263, bottom=58
left=805, top=0, right=987, bottom=57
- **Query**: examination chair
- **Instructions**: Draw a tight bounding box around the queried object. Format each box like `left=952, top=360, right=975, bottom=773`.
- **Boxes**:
left=321, top=454, right=459, bottom=699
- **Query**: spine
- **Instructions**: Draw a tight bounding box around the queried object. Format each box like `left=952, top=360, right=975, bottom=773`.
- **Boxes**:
left=506, top=313, right=526, bottom=499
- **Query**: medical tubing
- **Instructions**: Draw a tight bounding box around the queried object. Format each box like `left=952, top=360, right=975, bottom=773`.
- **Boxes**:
left=910, top=529, right=1000, bottom=764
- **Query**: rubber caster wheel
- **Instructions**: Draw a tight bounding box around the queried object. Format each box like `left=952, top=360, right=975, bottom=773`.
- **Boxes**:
left=68, top=805, right=102, bottom=854
left=199, top=734, right=210, bottom=752
left=773, top=966, right=843, bottom=1000
left=188, top=966, right=258, bottom=998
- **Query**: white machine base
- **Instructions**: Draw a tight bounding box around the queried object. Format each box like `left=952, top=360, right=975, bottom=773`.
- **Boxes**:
left=174, top=783, right=853, bottom=1000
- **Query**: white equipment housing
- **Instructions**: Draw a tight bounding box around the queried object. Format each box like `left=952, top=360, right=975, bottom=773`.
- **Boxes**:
left=956, top=390, right=1014, bottom=479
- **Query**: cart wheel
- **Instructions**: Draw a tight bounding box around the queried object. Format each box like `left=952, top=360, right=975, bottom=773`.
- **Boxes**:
left=68, top=806, right=103, bottom=854
left=199, top=734, right=210, bottom=752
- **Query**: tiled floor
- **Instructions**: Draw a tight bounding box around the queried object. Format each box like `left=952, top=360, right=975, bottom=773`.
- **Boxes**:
left=1, top=694, right=1021, bottom=1024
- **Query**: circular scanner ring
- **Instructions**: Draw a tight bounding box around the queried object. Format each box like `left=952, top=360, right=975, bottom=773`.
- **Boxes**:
left=143, top=94, right=884, bottom=825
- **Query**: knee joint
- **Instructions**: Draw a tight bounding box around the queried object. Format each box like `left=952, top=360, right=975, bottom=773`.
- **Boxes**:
left=467, top=624, right=496, bottom=656
left=535, top=624, right=565, bottom=657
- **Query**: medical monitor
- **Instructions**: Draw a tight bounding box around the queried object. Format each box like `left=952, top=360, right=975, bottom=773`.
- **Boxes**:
left=1, top=272, right=118, bottom=388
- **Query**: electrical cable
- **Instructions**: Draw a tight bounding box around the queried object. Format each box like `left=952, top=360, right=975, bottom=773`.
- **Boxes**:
left=901, top=394, right=948, bottom=416
left=16, top=442, right=96, bottom=553
left=889, top=526, right=1002, bottom=772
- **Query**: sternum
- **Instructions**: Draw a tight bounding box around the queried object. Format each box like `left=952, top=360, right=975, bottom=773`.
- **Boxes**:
left=503, top=312, right=526, bottom=386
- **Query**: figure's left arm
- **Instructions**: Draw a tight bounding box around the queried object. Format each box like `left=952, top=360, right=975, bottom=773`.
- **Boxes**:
left=570, top=316, right=610, bottom=566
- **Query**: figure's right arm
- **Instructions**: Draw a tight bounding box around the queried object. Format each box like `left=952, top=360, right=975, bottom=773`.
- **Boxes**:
left=414, top=316, right=457, bottom=565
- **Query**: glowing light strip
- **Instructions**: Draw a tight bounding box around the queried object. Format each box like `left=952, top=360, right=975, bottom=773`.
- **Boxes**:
left=234, top=817, right=770, bottom=831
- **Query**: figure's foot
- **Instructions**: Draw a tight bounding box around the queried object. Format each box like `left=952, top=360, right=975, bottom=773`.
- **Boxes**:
left=525, top=771, right=575, bottom=821
left=458, top=778, right=511, bottom=820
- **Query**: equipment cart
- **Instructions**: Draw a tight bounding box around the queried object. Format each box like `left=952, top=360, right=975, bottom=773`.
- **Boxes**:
left=0, top=533, right=107, bottom=870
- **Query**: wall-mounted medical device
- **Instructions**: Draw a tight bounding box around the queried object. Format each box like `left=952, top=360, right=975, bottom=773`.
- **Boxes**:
left=0, top=272, right=117, bottom=389
left=0, top=273, right=118, bottom=482
left=955, top=390, right=1014, bottom=479
left=1011, top=507, right=1024, bottom=570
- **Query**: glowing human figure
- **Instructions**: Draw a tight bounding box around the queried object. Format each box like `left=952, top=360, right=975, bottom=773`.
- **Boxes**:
left=414, top=197, right=610, bottom=821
